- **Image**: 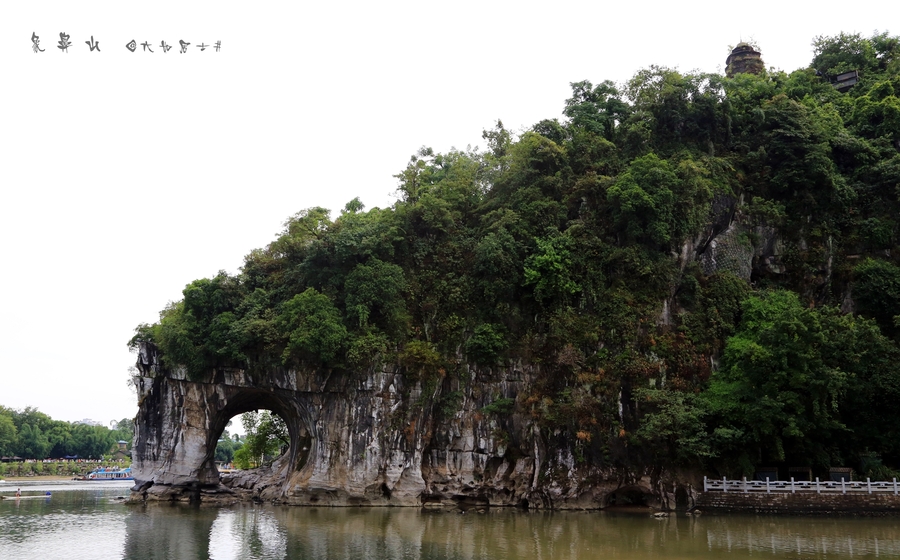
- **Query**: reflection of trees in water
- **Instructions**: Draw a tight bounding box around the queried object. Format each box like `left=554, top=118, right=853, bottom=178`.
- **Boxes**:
left=703, top=516, right=900, bottom=556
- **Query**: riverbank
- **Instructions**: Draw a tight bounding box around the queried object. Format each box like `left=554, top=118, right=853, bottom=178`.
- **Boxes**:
left=1, top=475, right=76, bottom=482
left=0, top=460, right=130, bottom=480
left=696, top=490, right=900, bottom=515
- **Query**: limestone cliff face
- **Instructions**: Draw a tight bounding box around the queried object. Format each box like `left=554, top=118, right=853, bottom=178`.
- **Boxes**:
left=130, top=342, right=687, bottom=509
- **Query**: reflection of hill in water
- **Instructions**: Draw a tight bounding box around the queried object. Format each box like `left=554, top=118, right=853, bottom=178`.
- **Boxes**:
left=702, top=515, right=900, bottom=557
left=9, top=487, right=899, bottom=559
left=118, top=505, right=900, bottom=559
left=123, top=503, right=218, bottom=559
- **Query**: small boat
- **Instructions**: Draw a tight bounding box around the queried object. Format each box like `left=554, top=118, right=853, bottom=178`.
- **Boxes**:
left=77, top=467, right=134, bottom=481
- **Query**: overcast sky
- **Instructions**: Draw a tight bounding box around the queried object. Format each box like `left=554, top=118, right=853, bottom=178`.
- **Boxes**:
left=1, top=1, right=892, bottom=426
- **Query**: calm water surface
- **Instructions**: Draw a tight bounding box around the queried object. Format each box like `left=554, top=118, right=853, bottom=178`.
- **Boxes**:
left=2, top=481, right=899, bottom=559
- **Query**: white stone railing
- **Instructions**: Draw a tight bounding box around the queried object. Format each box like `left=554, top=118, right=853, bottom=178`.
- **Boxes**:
left=703, top=476, right=900, bottom=494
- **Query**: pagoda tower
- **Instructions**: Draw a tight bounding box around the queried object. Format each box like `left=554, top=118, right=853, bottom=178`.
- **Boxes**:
left=726, top=43, right=764, bottom=77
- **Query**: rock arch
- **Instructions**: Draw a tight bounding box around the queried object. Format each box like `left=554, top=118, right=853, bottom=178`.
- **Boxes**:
left=130, top=342, right=430, bottom=504
left=128, top=342, right=685, bottom=509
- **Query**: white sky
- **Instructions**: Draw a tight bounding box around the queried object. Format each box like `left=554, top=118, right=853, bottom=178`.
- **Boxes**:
left=0, top=1, right=893, bottom=426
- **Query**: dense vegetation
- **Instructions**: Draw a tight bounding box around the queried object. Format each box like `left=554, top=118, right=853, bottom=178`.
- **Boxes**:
left=227, top=411, right=287, bottom=469
left=0, top=406, right=133, bottom=460
left=133, top=32, right=900, bottom=479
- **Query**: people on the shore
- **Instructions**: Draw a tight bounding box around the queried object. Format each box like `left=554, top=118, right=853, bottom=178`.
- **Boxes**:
left=15, top=488, right=21, bottom=498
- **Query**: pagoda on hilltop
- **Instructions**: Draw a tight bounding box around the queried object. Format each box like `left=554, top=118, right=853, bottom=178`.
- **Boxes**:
left=726, top=42, right=764, bottom=77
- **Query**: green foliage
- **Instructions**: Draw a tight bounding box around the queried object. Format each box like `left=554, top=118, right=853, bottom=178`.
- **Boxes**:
left=853, top=258, right=900, bottom=335
left=705, top=291, right=850, bottom=471
left=278, top=288, right=347, bottom=365
left=481, top=398, right=515, bottom=416
left=607, top=154, right=677, bottom=246
left=634, top=389, right=712, bottom=466
left=215, top=435, right=237, bottom=463
left=464, top=324, right=507, bottom=366
left=472, top=228, right=522, bottom=306
left=811, top=32, right=899, bottom=76
left=849, top=79, right=900, bottom=143
left=239, top=411, right=288, bottom=468
left=233, top=446, right=252, bottom=470
left=564, top=80, right=629, bottom=141
left=346, top=329, right=390, bottom=369
left=344, top=259, right=407, bottom=332
left=860, top=452, right=900, bottom=481
left=0, top=406, right=123, bottom=460
left=438, top=390, right=464, bottom=418
left=524, top=232, right=581, bottom=302
left=398, top=340, right=442, bottom=378
left=606, top=153, right=711, bottom=247
left=0, top=413, right=17, bottom=457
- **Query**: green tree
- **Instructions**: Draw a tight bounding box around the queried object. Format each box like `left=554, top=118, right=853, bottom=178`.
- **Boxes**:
left=853, top=258, right=900, bottom=336
left=811, top=32, right=897, bottom=76
left=607, top=153, right=680, bottom=246
left=464, top=323, right=507, bottom=366
left=215, top=435, right=236, bottom=463
left=277, top=288, right=348, bottom=365
left=344, top=259, right=407, bottom=332
left=18, top=423, right=51, bottom=459
left=472, top=226, right=522, bottom=305
left=524, top=231, right=581, bottom=303
left=69, top=424, right=116, bottom=459
left=820, top=309, right=900, bottom=464
left=564, top=80, right=629, bottom=141
left=634, top=388, right=711, bottom=467
left=111, top=417, right=135, bottom=443
left=704, top=291, right=848, bottom=472
left=46, top=420, right=73, bottom=458
left=848, top=79, right=900, bottom=144
left=0, top=413, right=17, bottom=457
left=240, top=411, right=288, bottom=467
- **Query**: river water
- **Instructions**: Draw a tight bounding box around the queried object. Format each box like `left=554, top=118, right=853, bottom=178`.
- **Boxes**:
left=2, top=481, right=899, bottom=559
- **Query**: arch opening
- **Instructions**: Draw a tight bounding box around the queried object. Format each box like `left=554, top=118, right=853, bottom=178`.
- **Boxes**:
left=206, top=389, right=312, bottom=483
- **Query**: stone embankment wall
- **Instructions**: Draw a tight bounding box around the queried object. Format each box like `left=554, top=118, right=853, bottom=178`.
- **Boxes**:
left=696, top=492, right=900, bottom=515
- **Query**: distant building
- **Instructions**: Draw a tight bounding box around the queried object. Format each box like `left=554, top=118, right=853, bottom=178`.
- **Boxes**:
left=75, top=418, right=103, bottom=426
left=830, top=70, right=859, bottom=92
left=726, top=42, right=764, bottom=77
left=111, top=440, right=131, bottom=461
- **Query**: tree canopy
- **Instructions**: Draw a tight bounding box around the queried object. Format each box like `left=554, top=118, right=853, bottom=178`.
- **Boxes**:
left=0, top=406, right=132, bottom=460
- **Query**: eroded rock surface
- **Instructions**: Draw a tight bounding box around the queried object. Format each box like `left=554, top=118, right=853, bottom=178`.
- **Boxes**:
left=129, top=343, right=688, bottom=509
